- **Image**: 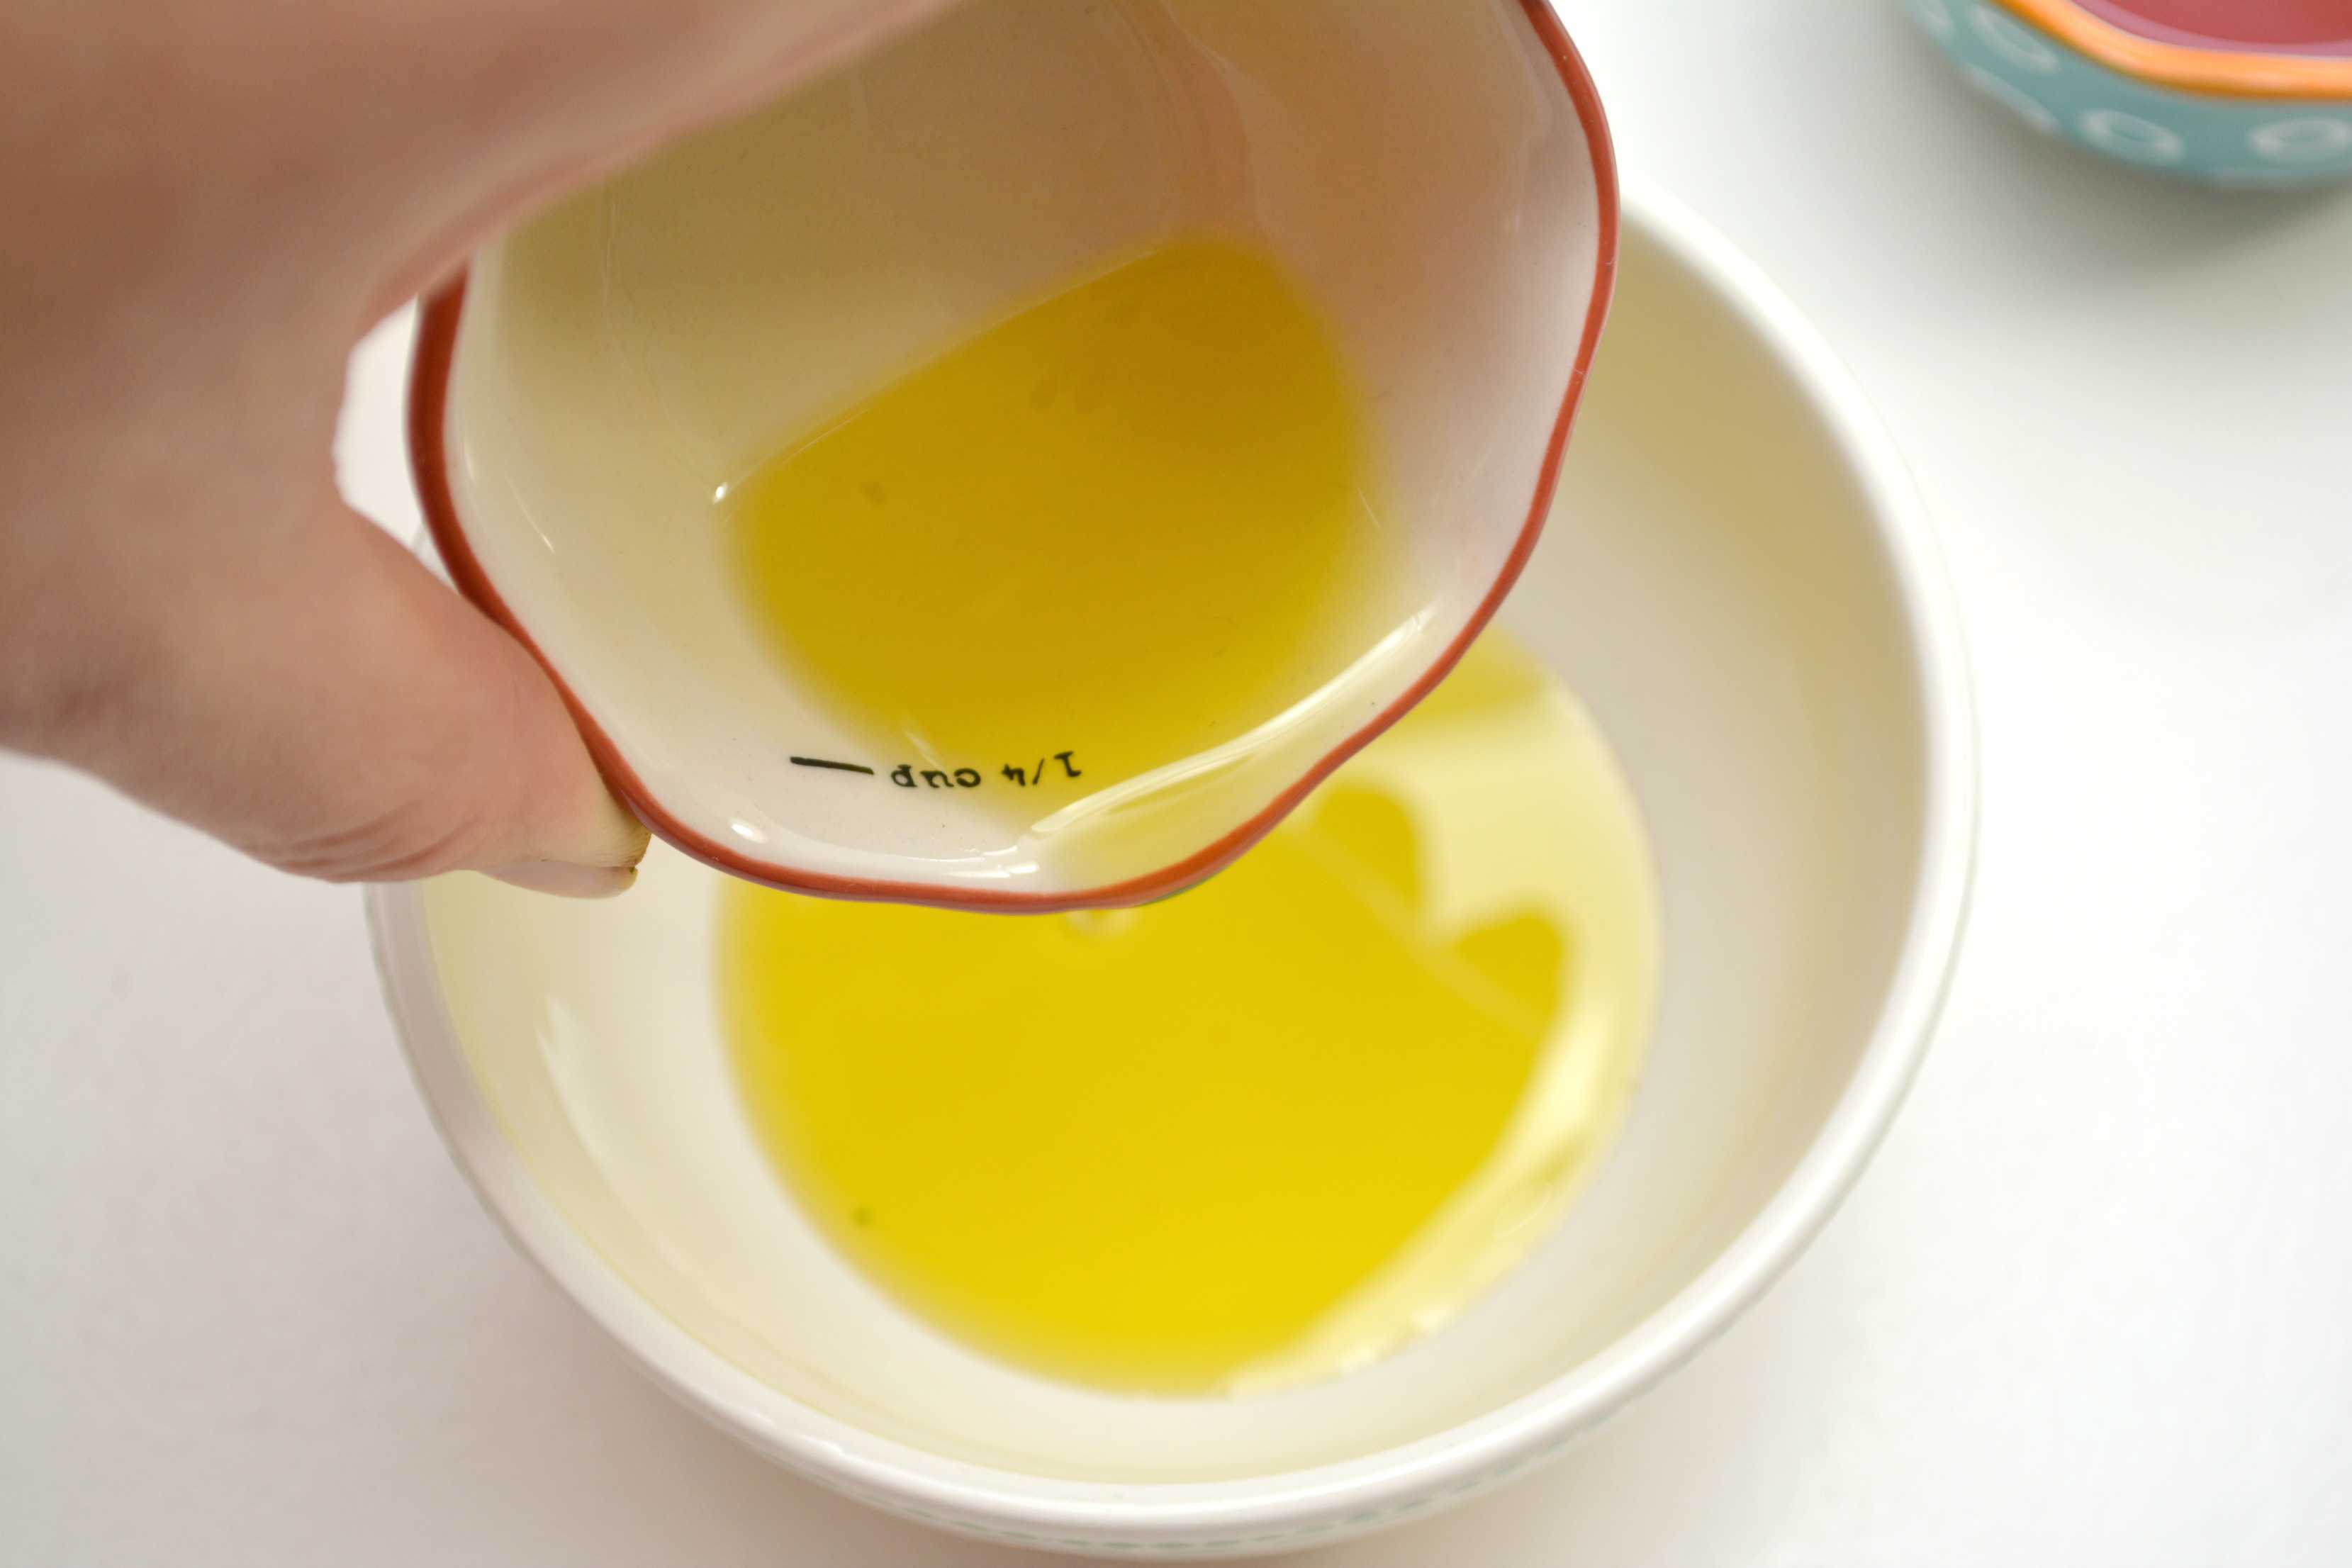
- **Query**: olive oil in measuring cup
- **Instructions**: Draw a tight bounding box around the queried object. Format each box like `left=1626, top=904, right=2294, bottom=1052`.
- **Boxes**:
left=722, top=235, right=1397, bottom=844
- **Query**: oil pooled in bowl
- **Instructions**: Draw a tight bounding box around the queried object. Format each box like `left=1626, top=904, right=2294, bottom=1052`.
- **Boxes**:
left=724, top=235, right=1401, bottom=839
left=721, top=634, right=1659, bottom=1394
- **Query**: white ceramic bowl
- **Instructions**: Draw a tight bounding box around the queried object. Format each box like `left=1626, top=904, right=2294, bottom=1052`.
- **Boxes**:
left=371, top=186, right=1976, bottom=1558
left=410, top=0, right=1615, bottom=912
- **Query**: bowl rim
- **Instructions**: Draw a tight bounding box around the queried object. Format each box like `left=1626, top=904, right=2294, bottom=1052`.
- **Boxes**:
left=404, top=0, right=1622, bottom=916
left=1982, top=0, right=2352, bottom=99
left=371, top=179, right=1981, bottom=1550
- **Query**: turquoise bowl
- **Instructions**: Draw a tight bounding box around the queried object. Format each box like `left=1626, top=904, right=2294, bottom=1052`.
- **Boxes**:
left=1903, top=0, right=2352, bottom=184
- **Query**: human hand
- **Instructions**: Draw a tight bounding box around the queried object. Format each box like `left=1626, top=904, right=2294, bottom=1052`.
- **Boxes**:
left=0, top=0, right=956, bottom=893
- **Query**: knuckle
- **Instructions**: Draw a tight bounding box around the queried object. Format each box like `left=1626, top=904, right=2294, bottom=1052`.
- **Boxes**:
left=265, top=794, right=483, bottom=884
left=265, top=655, right=528, bottom=884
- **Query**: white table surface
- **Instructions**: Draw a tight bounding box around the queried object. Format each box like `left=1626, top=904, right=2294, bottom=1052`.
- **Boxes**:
left=9, top=3, right=2352, bottom=1563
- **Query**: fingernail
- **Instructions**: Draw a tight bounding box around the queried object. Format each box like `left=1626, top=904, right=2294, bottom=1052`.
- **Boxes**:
left=485, top=861, right=638, bottom=899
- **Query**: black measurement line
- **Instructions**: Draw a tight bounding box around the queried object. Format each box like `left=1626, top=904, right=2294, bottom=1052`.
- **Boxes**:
left=790, top=756, right=876, bottom=775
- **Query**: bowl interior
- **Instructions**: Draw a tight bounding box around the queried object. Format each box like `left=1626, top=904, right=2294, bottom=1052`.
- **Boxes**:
left=426, top=0, right=1608, bottom=904
left=388, top=204, right=1944, bottom=1492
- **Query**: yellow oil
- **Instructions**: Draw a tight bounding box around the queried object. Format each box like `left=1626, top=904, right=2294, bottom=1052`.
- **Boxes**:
left=724, top=235, right=1395, bottom=812
left=721, top=634, right=1659, bottom=1394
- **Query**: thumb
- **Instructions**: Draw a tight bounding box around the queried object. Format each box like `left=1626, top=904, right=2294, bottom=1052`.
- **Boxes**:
left=35, top=493, right=649, bottom=894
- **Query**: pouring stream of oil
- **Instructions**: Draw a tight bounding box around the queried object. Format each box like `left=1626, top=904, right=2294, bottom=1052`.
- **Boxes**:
left=715, top=233, right=1654, bottom=1393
